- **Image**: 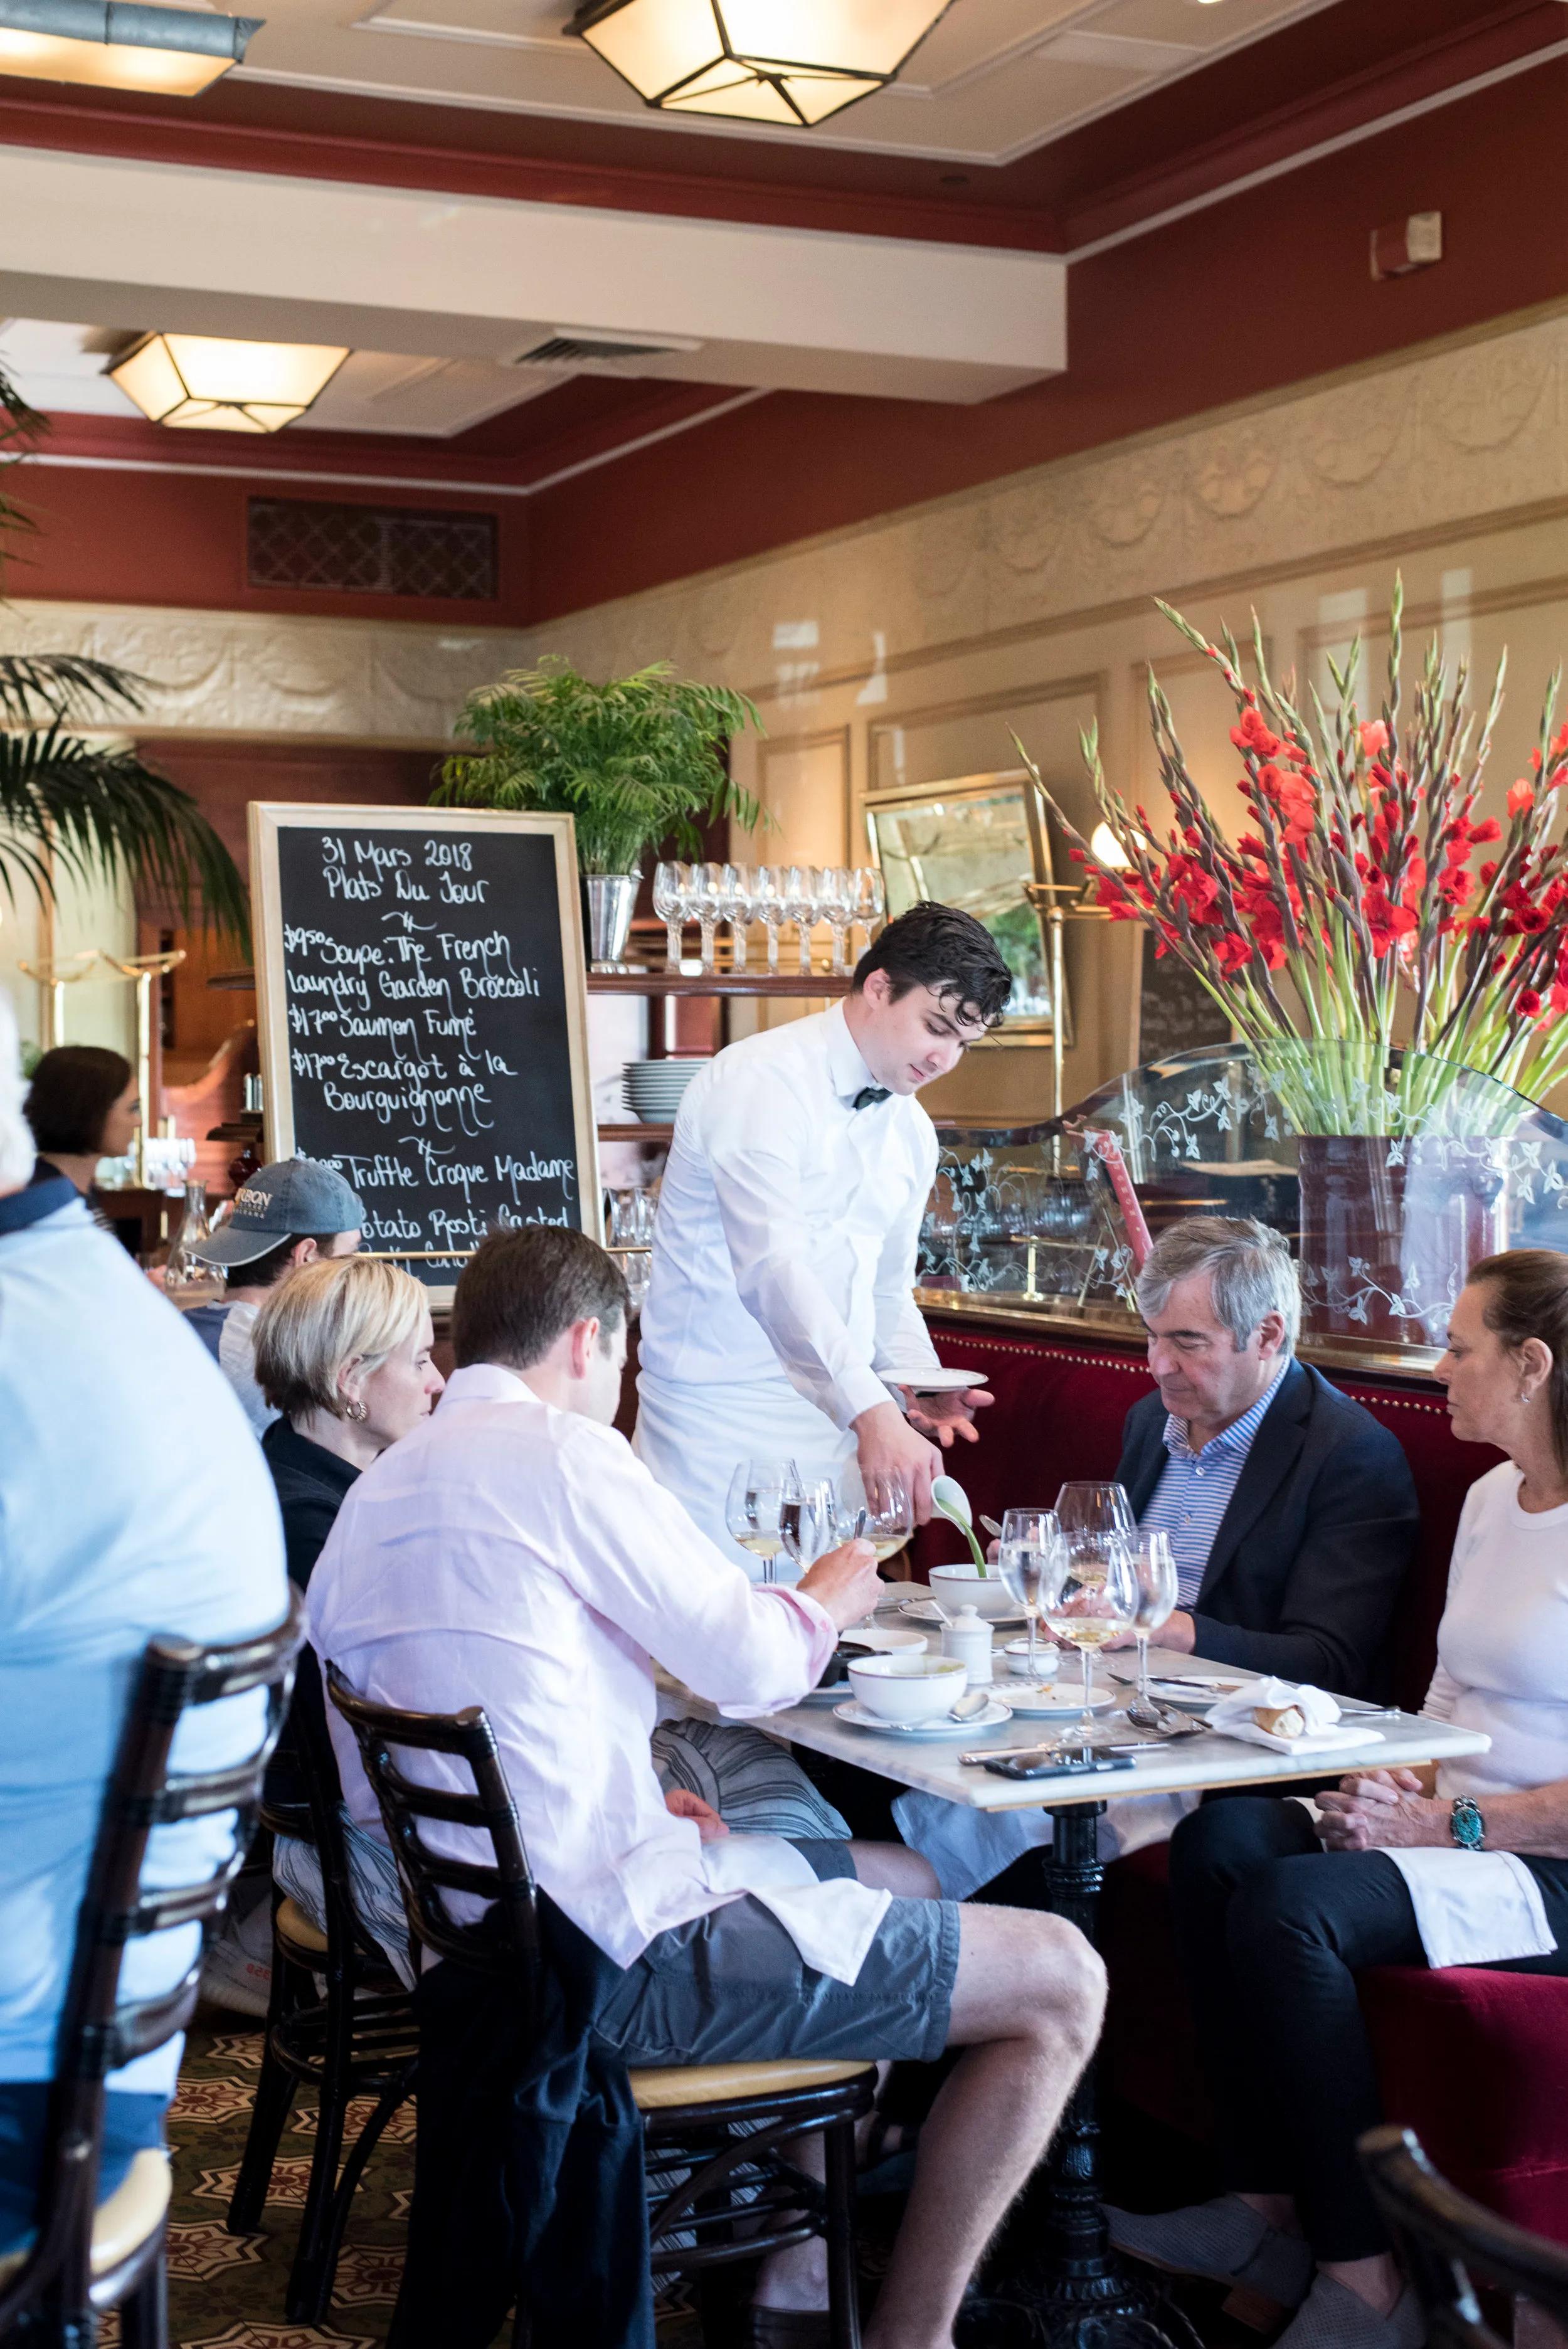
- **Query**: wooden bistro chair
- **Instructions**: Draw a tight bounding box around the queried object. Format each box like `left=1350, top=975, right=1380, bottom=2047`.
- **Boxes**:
left=1360, top=2123, right=1568, bottom=2349
left=226, top=1667, right=418, bottom=2323
left=326, top=1664, right=877, bottom=2349
left=0, top=1593, right=304, bottom=2349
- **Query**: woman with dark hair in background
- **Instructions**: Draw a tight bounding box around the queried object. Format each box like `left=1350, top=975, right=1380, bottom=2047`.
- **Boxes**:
left=1110, top=1248, right=1568, bottom=2349
left=24, top=1045, right=137, bottom=1206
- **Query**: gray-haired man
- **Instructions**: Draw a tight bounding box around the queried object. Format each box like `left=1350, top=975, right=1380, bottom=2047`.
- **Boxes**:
left=1120, top=1215, right=1417, bottom=1694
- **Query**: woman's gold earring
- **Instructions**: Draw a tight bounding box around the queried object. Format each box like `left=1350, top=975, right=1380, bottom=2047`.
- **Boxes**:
left=344, top=1397, right=369, bottom=1423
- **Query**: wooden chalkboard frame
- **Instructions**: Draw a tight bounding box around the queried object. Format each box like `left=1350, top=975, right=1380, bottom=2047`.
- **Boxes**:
left=248, top=802, right=600, bottom=1303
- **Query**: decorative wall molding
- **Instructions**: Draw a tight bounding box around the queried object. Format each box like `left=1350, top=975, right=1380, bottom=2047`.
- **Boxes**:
left=0, top=601, right=526, bottom=743
left=516, top=305, right=1568, bottom=708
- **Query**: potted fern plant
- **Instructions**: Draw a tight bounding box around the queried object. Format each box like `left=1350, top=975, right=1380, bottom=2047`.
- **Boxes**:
left=432, top=656, right=766, bottom=965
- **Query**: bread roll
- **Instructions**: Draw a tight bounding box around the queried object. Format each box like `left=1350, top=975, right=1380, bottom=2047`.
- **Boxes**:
left=1255, top=1703, right=1306, bottom=1739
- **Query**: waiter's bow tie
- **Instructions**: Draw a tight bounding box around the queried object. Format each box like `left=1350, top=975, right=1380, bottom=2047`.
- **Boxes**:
left=852, top=1085, right=891, bottom=1111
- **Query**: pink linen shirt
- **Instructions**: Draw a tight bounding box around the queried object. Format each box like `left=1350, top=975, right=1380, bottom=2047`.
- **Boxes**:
left=307, top=1364, right=845, bottom=1968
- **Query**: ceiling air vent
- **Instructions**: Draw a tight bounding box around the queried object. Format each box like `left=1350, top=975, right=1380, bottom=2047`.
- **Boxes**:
left=507, top=331, right=701, bottom=369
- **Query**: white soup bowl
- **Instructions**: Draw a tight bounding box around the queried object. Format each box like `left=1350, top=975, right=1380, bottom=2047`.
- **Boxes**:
left=847, top=1652, right=968, bottom=1726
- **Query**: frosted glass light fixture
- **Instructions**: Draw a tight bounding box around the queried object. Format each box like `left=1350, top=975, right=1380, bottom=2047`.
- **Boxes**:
left=570, top=0, right=951, bottom=127
left=0, top=0, right=260, bottom=94
left=1089, top=822, right=1131, bottom=872
left=107, top=333, right=349, bottom=433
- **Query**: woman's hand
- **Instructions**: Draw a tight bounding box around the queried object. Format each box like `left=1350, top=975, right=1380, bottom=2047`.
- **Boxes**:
left=665, top=1789, right=729, bottom=1843
left=1315, top=1769, right=1449, bottom=1852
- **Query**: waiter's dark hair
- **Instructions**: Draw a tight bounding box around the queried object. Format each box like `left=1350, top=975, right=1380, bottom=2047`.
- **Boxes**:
left=852, top=901, right=1012, bottom=1029
left=453, top=1222, right=628, bottom=1371
left=25, top=1045, right=134, bottom=1155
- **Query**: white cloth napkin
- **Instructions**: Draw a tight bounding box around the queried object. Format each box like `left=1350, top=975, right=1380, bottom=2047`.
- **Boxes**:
left=1206, top=1677, right=1385, bottom=1756
left=700, top=1832, right=890, bottom=1985
left=1382, top=1847, right=1557, bottom=1967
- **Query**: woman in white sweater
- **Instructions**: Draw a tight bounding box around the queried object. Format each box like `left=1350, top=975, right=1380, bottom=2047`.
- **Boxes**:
left=1106, top=1248, right=1568, bottom=2349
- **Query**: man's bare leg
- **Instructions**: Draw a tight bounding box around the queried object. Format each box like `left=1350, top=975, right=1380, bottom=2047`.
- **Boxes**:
left=866, top=1904, right=1104, bottom=2349
left=753, top=1843, right=941, bottom=2313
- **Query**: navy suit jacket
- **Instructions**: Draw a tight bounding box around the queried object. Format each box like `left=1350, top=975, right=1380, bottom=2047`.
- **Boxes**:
left=1116, top=1359, right=1418, bottom=1698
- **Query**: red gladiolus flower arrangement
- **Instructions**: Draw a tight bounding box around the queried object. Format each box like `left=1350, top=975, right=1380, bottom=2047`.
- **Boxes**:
left=1017, top=579, right=1568, bottom=1125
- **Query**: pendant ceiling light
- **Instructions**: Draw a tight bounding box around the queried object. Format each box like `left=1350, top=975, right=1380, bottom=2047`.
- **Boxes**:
left=569, top=0, right=952, bottom=128
left=0, top=0, right=260, bottom=95
left=107, top=333, right=349, bottom=433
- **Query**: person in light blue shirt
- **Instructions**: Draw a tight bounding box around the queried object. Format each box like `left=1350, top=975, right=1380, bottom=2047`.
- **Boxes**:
left=0, top=995, right=288, bottom=2252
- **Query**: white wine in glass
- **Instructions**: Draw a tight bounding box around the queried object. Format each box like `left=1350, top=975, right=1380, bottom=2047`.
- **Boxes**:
left=1043, top=1529, right=1137, bottom=1746
left=726, top=1459, right=796, bottom=1586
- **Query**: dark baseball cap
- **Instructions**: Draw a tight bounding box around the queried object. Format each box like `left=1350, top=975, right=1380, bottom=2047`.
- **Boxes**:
left=192, top=1155, right=366, bottom=1269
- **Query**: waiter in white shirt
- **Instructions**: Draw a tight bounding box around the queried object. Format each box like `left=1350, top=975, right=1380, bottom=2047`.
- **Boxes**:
left=636, top=901, right=1012, bottom=1568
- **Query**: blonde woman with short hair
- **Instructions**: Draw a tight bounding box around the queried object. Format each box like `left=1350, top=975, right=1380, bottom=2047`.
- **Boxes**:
left=253, top=1254, right=444, bottom=1988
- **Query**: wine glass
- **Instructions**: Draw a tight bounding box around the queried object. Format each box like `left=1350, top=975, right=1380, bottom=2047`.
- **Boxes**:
left=779, top=1470, right=836, bottom=1581
left=753, top=866, right=787, bottom=972
left=719, top=862, right=754, bottom=972
left=725, top=1458, right=797, bottom=1585
left=783, top=864, right=822, bottom=977
left=820, top=866, right=857, bottom=974
left=1054, top=1482, right=1135, bottom=1541
left=1130, top=1531, right=1179, bottom=1715
left=1043, top=1525, right=1138, bottom=1749
left=694, top=862, right=728, bottom=971
left=855, top=866, right=886, bottom=950
left=652, top=861, right=689, bottom=971
left=859, top=1468, right=914, bottom=1569
left=997, top=1507, right=1062, bottom=1687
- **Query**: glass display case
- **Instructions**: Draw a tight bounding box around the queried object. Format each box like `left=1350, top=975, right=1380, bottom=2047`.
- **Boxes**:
left=921, top=1044, right=1568, bottom=1357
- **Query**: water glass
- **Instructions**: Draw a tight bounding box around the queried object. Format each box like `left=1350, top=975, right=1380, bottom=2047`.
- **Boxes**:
left=1131, top=1530, right=1179, bottom=1708
left=719, top=862, right=753, bottom=971
left=694, top=861, right=728, bottom=971
left=726, top=1458, right=797, bottom=1584
left=783, top=864, right=822, bottom=976
left=997, top=1506, right=1062, bottom=1686
left=1054, top=1482, right=1135, bottom=1541
left=753, top=866, right=787, bottom=970
left=652, top=861, right=689, bottom=970
left=820, top=866, right=857, bottom=974
left=779, top=1470, right=836, bottom=1579
left=1043, top=1525, right=1137, bottom=1747
left=855, top=866, right=886, bottom=949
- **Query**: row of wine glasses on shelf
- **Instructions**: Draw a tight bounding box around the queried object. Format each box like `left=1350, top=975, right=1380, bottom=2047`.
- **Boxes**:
left=652, top=862, right=886, bottom=975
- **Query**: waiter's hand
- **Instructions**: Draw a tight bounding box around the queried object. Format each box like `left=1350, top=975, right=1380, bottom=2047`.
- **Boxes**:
left=900, top=1385, right=994, bottom=1448
left=852, top=1401, right=943, bottom=1521
left=799, top=1538, right=882, bottom=1629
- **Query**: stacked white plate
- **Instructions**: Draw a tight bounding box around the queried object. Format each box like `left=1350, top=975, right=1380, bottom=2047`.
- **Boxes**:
left=623, top=1057, right=710, bottom=1125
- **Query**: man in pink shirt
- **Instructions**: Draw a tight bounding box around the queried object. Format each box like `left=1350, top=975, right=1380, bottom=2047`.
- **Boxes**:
left=312, top=1225, right=1103, bottom=2348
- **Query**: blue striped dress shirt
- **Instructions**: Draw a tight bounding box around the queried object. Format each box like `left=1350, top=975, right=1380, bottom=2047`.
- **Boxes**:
left=1140, top=1365, right=1288, bottom=1608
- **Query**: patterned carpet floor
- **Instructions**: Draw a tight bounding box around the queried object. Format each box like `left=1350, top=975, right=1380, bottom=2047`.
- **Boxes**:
left=138, top=2009, right=1244, bottom=2349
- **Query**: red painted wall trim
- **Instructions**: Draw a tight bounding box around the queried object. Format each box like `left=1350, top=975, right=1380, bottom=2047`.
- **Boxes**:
left=522, top=57, right=1568, bottom=625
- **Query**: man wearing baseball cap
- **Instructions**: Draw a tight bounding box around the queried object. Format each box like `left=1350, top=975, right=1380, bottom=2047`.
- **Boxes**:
left=185, top=1157, right=365, bottom=1438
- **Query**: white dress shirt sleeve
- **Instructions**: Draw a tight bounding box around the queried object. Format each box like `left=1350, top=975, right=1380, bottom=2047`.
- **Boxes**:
left=871, top=1124, right=942, bottom=1386
left=704, top=1105, right=898, bottom=1430
left=559, top=1429, right=839, bottom=1713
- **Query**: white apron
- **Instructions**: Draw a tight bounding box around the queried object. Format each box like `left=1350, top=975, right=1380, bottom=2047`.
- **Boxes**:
left=635, top=1367, right=861, bottom=1579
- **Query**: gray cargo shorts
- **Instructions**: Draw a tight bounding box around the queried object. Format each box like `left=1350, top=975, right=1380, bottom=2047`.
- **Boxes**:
left=594, top=1838, right=960, bottom=2069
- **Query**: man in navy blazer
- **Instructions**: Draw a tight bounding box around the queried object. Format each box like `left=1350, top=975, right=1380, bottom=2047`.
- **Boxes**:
left=1119, top=1216, right=1418, bottom=1699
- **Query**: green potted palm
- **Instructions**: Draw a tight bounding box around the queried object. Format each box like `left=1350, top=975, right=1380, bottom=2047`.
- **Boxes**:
left=432, top=656, right=766, bottom=965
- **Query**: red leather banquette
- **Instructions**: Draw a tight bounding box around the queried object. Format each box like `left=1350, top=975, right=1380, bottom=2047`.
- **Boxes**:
left=913, top=1318, right=1568, bottom=2241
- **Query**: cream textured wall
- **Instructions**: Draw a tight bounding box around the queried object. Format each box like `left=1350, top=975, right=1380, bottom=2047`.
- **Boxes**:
left=7, top=299, right=1568, bottom=1110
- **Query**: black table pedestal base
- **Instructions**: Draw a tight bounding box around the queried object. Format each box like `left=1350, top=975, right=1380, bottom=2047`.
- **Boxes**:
left=969, top=1801, right=1201, bottom=2349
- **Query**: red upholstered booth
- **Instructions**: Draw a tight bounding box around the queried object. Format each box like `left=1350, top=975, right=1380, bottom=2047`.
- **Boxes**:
left=916, top=1316, right=1568, bottom=2242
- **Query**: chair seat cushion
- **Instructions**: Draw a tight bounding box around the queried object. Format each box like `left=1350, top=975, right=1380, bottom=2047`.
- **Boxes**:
left=275, top=1896, right=329, bottom=1959
left=629, top=2058, right=874, bottom=2110
left=0, top=2149, right=171, bottom=2288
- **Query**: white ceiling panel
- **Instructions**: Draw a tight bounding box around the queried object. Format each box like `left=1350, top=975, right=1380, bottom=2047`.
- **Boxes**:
left=224, top=0, right=1343, bottom=168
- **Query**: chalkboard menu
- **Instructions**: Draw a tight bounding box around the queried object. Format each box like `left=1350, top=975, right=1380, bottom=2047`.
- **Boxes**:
left=250, top=805, right=597, bottom=1299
